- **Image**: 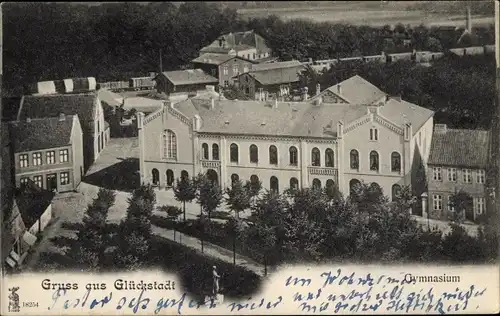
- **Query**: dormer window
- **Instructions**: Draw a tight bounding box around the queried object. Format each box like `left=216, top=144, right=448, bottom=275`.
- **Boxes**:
left=370, top=128, right=378, bottom=141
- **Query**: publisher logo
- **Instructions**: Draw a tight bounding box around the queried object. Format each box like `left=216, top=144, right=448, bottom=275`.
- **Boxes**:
left=8, top=287, right=20, bottom=312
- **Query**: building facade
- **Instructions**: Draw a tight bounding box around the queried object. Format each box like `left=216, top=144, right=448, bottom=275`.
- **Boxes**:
left=137, top=78, right=434, bottom=203
left=9, top=114, right=84, bottom=193
left=155, top=69, right=219, bottom=96
left=426, top=124, right=490, bottom=222
left=192, top=54, right=256, bottom=87
left=17, top=92, right=109, bottom=171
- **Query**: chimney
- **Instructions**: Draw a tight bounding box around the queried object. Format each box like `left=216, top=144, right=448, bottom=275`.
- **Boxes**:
left=316, top=83, right=321, bottom=96
left=314, top=96, right=323, bottom=106
left=193, top=114, right=201, bottom=131
left=337, top=84, right=341, bottom=95
left=59, top=113, right=65, bottom=121
left=274, top=98, right=278, bottom=109
left=466, top=7, right=471, bottom=33
left=26, top=117, right=31, bottom=123
left=434, top=124, right=447, bottom=134
left=210, top=97, right=215, bottom=109
left=337, top=120, right=344, bottom=139
left=136, top=112, right=145, bottom=129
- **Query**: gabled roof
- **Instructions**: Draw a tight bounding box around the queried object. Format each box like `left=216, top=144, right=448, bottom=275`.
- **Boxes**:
left=159, top=69, right=218, bottom=86
left=16, top=181, right=55, bottom=229
left=97, top=89, right=123, bottom=107
left=9, top=116, right=76, bottom=152
left=428, top=128, right=490, bottom=169
left=378, top=99, right=434, bottom=135
left=243, top=67, right=304, bottom=86
left=18, top=93, right=97, bottom=123
left=192, top=53, right=254, bottom=66
left=201, top=30, right=272, bottom=55
left=174, top=98, right=367, bottom=138
left=323, top=75, right=387, bottom=105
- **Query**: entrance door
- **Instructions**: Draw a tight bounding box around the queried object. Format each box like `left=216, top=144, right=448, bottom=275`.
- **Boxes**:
left=46, top=174, right=57, bottom=192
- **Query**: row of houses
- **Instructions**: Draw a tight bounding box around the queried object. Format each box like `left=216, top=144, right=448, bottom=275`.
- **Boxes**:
left=137, top=75, right=492, bottom=224
left=2, top=86, right=110, bottom=271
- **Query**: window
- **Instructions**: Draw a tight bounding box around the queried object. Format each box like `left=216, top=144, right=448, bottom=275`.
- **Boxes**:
left=369, top=151, right=379, bottom=171
left=250, top=144, right=259, bottom=163
left=231, top=174, right=239, bottom=185
left=212, top=144, right=219, bottom=160
left=269, top=145, right=278, bottom=165
left=60, top=172, right=70, bottom=185
left=224, top=80, right=229, bottom=87
left=243, top=66, right=249, bottom=73
left=19, top=154, right=29, bottom=168
left=391, top=184, right=402, bottom=201
left=475, top=197, right=485, bottom=214
left=311, top=148, right=320, bottom=166
left=433, top=167, right=442, bottom=181
left=163, top=130, right=177, bottom=159
left=391, top=152, right=401, bottom=172
left=350, top=150, right=359, bottom=170
left=247, top=54, right=250, bottom=59
left=253, top=53, right=256, bottom=59
left=202, top=143, right=209, bottom=160
left=34, top=175, right=43, bottom=188
left=476, top=169, right=485, bottom=184
left=223, top=66, right=228, bottom=75
left=166, top=170, right=174, bottom=186
left=312, top=179, right=321, bottom=190
left=447, top=168, right=457, bottom=182
left=326, top=179, right=336, bottom=198
left=20, top=177, right=29, bottom=186
left=349, top=179, right=361, bottom=195
left=32, top=152, right=42, bottom=166
left=289, top=146, right=298, bottom=166
left=418, top=131, right=421, bottom=147
left=463, top=169, right=472, bottom=183
left=447, top=196, right=455, bottom=211
left=270, top=176, right=279, bottom=194
left=211, top=69, right=216, bottom=77
left=181, top=170, right=189, bottom=180
left=230, top=143, right=239, bottom=163
left=232, top=65, right=238, bottom=74
left=151, top=169, right=160, bottom=185
left=432, top=194, right=442, bottom=211
left=370, top=128, right=378, bottom=141
left=46, top=151, right=56, bottom=164
left=59, top=149, right=69, bottom=163
left=325, top=149, right=334, bottom=167
left=290, top=177, right=299, bottom=190
left=250, top=175, right=260, bottom=187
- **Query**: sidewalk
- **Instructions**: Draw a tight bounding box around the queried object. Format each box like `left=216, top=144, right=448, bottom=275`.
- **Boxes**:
left=151, top=225, right=266, bottom=277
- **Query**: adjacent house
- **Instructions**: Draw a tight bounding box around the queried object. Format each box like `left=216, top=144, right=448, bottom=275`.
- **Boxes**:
left=154, top=69, right=219, bottom=97
left=9, top=114, right=84, bottom=192
left=232, top=60, right=305, bottom=99
left=192, top=54, right=256, bottom=88
left=199, top=30, right=273, bottom=63
left=16, top=181, right=55, bottom=236
left=16, top=92, right=109, bottom=171
left=426, top=124, right=490, bottom=222
left=136, top=76, right=434, bottom=205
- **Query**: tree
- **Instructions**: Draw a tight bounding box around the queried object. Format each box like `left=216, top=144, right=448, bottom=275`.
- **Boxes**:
left=158, top=205, right=183, bottom=242
left=70, top=188, right=116, bottom=271
left=244, top=179, right=262, bottom=209
left=196, top=174, right=223, bottom=223
left=173, top=176, right=197, bottom=221
left=226, top=179, right=251, bottom=219
left=224, top=217, right=245, bottom=265
left=116, top=185, right=156, bottom=270
left=449, top=190, right=473, bottom=223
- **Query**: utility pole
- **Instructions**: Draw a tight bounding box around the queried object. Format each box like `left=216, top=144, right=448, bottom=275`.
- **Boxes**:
left=159, top=48, right=163, bottom=73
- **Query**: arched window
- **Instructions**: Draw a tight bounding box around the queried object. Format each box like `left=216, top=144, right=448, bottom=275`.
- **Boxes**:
left=250, top=144, right=259, bottom=163
left=166, top=170, right=174, bottom=186
left=163, top=129, right=177, bottom=159
left=312, top=178, right=321, bottom=190
left=152, top=168, right=160, bottom=185
left=350, top=149, right=359, bottom=169
left=370, top=182, right=383, bottom=196
left=325, top=148, right=334, bottom=167
left=250, top=175, right=259, bottom=186
left=392, top=184, right=402, bottom=201
left=349, top=179, right=361, bottom=195
left=269, top=145, right=278, bottom=165
left=311, top=147, right=320, bottom=166
left=289, top=177, right=299, bottom=190
left=231, top=174, right=239, bottom=185
left=202, top=143, right=209, bottom=160
left=230, top=143, right=239, bottom=163
left=181, top=170, right=189, bottom=180
left=212, top=144, right=219, bottom=160
left=370, top=151, right=379, bottom=171
left=207, top=169, right=219, bottom=184
left=391, top=152, right=401, bottom=172
left=270, top=176, right=279, bottom=194
left=326, top=179, right=336, bottom=198
left=289, top=146, right=298, bottom=166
